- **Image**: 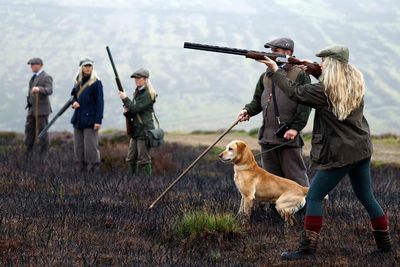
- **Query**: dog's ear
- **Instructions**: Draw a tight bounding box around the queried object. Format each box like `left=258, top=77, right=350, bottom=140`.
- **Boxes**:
left=235, top=141, right=247, bottom=153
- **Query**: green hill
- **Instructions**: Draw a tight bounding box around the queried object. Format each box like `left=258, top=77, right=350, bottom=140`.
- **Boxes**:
left=0, top=0, right=399, bottom=134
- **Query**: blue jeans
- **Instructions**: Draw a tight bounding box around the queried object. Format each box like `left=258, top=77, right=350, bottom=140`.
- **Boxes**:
left=306, top=158, right=384, bottom=219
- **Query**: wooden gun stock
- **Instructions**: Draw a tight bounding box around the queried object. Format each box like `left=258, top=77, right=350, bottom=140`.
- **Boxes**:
left=245, top=51, right=282, bottom=61
left=247, top=52, right=321, bottom=79
left=287, top=58, right=321, bottom=79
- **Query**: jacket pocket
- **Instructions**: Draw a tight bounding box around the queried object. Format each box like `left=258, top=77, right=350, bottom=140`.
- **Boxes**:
left=258, top=123, right=265, bottom=140
left=81, top=112, right=95, bottom=128
left=310, top=133, right=324, bottom=163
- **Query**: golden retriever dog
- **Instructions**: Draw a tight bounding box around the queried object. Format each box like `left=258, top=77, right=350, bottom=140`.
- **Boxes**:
left=218, top=140, right=308, bottom=225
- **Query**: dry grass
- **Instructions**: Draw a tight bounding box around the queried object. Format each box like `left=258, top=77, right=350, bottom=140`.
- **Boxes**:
left=0, top=132, right=399, bottom=266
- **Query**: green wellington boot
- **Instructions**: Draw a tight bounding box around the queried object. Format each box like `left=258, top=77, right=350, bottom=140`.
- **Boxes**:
left=138, top=163, right=152, bottom=175
left=127, top=163, right=136, bottom=175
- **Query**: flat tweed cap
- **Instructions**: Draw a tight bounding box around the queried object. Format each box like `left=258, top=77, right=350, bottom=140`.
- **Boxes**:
left=316, top=45, right=349, bottom=64
left=27, top=57, right=43, bottom=65
left=130, top=68, right=150, bottom=78
left=264, top=37, right=294, bottom=51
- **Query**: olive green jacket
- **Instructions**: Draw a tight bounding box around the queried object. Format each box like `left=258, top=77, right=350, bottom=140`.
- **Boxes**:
left=122, top=86, right=155, bottom=138
left=270, top=69, right=372, bottom=170
left=244, top=66, right=311, bottom=147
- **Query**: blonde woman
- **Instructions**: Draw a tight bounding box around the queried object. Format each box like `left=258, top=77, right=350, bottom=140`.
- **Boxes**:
left=255, top=45, right=391, bottom=259
left=70, top=57, right=104, bottom=172
left=119, top=68, right=157, bottom=175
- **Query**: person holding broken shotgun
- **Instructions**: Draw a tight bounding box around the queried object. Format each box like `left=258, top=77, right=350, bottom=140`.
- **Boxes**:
left=119, top=68, right=157, bottom=175
left=258, top=45, right=392, bottom=260
left=70, top=57, right=104, bottom=173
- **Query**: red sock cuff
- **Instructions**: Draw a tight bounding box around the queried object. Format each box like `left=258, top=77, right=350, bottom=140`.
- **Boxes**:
left=371, top=214, right=389, bottom=230
left=304, top=215, right=323, bottom=233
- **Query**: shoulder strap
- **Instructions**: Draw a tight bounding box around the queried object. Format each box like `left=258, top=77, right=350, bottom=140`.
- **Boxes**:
left=135, top=108, right=160, bottom=129
left=136, top=113, right=143, bottom=124
left=271, top=82, right=281, bottom=124
left=272, top=76, right=296, bottom=126
left=152, top=109, right=160, bottom=129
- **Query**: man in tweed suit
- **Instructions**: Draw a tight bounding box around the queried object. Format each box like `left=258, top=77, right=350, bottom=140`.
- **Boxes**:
left=25, top=57, right=53, bottom=156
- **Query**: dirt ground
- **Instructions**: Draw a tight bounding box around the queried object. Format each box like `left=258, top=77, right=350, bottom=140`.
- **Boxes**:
left=165, top=132, right=400, bottom=165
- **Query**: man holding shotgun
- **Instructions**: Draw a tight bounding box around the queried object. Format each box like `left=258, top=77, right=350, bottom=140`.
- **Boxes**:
left=237, top=37, right=311, bottom=187
left=25, top=57, right=53, bottom=157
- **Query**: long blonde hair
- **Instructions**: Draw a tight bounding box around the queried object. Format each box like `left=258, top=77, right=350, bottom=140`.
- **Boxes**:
left=74, top=67, right=99, bottom=86
left=320, top=57, right=365, bottom=120
left=145, top=79, right=158, bottom=101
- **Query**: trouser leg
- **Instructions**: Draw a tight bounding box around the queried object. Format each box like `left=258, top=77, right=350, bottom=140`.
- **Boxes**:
left=37, top=115, right=49, bottom=156
left=306, top=167, right=348, bottom=216
left=304, top=166, right=348, bottom=233
left=282, top=165, right=347, bottom=261
left=260, top=145, right=283, bottom=211
left=83, top=128, right=100, bottom=164
left=24, top=114, right=36, bottom=154
left=126, top=138, right=138, bottom=174
left=279, top=147, right=310, bottom=187
left=347, top=158, right=391, bottom=252
left=73, top=128, right=85, bottom=170
left=83, top=128, right=100, bottom=171
left=348, top=158, right=385, bottom=219
left=136, top=138, right=151, bottom=165
left=137, top=138, right=152, bottom=175
left=260, top=145, right=283, bottom=177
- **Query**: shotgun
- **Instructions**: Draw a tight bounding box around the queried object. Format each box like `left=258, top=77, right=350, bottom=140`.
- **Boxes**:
left=183, top=42, right=321, bottom=79
left=106, top=46, right=134, bottom=136
left=38, top=96, right=74, bottom=139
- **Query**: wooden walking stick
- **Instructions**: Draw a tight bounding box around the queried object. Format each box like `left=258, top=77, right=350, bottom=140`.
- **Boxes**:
left=35, top=92, right=39, bottom=141
left=148, top=117, right=241, bottom=210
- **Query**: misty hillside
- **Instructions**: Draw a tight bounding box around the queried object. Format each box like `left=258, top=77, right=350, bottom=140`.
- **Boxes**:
left=0, top=0, right=399, bottom=134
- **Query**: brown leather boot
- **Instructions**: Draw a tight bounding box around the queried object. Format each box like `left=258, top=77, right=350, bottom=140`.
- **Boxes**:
left=372, top=228, right=392, bottom=252
left=281, top=230, right=319, bottom=260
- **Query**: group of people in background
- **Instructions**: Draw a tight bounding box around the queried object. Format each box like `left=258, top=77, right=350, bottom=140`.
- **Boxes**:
left=25, top=57, right=157, bottom=175
left=24, top=36, right=392, bottom=260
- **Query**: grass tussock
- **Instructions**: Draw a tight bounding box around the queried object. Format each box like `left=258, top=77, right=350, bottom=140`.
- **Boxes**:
left=175, top=211, right=244, bottom=239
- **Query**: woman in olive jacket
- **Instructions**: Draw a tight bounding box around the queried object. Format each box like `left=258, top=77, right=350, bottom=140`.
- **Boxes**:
left=256, top=45, right=391, bottom=260
left=119, top=68, right=156, bottom=175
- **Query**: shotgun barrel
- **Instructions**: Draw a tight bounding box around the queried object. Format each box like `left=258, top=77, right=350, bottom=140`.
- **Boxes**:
left=106, top=46, right=134, bottom=135
left=106, top=46, right=124, bottom=92
left=183, top=41, right=322, bottom=78
left=183, top=42, right=286, bottom=59
left=38, top=96, right=74, bottom=139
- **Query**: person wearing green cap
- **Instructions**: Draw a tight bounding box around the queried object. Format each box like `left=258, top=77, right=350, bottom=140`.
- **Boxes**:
left=119, top=68, right=157, bottom=175
left=257, top=45, right=391, bottom=260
